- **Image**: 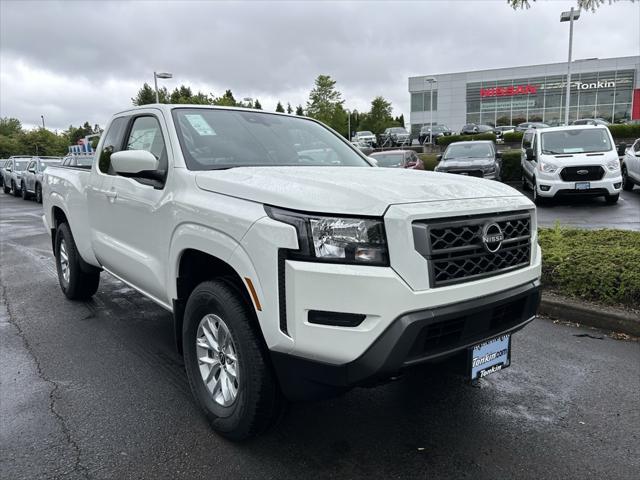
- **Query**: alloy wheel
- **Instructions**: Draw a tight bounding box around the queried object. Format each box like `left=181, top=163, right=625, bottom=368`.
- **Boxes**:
left=196, top=314, right=240, bottom=407
left=59, top=239, right=70, bottom=283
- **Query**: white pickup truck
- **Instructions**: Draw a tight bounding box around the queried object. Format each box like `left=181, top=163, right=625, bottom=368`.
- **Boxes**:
left=43, top=105, right=541, bottom=440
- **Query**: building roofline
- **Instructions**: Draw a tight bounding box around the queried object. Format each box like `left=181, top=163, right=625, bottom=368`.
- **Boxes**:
left=408, top=55, right=640, bottom=80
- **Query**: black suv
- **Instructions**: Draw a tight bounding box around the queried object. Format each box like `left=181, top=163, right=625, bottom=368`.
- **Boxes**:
left=418, top=125, right=452, bottom=144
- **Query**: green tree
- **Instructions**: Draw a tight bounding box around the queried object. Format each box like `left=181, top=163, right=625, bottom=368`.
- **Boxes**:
left=358, top=96, right=399, bottom=134
left=253, top=99, right=262, bottom=110
left=305, top=75, right=344, bottom=127
left=169, top=85, right=212, bottom=104
left=213, top=89, right=238, bottom=107
left=275, top=101, right=285, bottom=113
left=286, top=102, right=293, bottom=114
left=132, top=82, right=168, bottom=106
left=20, top=128, right=68, bottom=156
left=0, top=117, right=22, bottom=136
left=508, top=0, right=629, bottom=10
left=295, top=105, right=304, bottom=116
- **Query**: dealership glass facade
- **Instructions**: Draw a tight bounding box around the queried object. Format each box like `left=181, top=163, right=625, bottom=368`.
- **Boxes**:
left=465, top=69, right=635, bottom=126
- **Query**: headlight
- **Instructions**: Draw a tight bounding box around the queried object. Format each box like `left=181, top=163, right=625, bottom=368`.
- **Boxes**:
left=266, top=207, right=389, bottom=265
left=539, top=159, right=559, bottom=173
left=482, top=165, right=496, bottom=173
left=606, top=158, right=620, bottom=172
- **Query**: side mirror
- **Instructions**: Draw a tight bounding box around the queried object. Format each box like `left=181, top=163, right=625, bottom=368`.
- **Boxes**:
left=28, top=167, right=36, bottom=173
left=526, top=148, right=535, bottom=161
left=436, top=154, right=443, bottom=162
left=110, top=150, right=159, bottom=174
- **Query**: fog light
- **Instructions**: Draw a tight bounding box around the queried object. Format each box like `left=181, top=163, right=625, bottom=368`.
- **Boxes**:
left=308, top=310, right=366, bottom=327
left=539, top=185, right=551, bottom=191
left=614, top=182, right=621, bottom=189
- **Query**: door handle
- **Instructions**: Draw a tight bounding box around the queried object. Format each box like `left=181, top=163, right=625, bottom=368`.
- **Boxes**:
left=103, top=190, right=117, bottom=200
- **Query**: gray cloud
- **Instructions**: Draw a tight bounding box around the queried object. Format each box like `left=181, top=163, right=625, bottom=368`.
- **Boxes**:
left=1, top=0, right=638, bottom=130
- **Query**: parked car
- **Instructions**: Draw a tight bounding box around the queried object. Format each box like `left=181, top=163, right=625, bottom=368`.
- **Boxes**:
left=515, top=122, right=549, bottom=132
left=369, top=149, right=421, bottom=168
left=520, top=125, right=622, bottom=205
left=418, top=125, right=452, bottom=145
left=571, top=118, right=610, bottom=126
left=460, top=124, right=495, bottom=135
left=44, top=104, right=541, bottom=440
left=379, top=127, right=411, bottom=146
left=21, top=156, right=62, bottom=202
left=621, top=138, right=640, bottom=191
left=434, top=141, right=502, bottom=180
left=350, top=140, right=374, bottom=156
left=353, top=131, right=377, bottom=147
left=494, top=125, right=515, bottom=138
left=2, top=156, right=32, bottom=196
left=0, top=159, right=8, bottom=189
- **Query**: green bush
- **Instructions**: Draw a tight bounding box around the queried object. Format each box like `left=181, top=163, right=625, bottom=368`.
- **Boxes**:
left=608, top=124, right=640, bottom=140
left=418, top=154, right=439, bottom=171
left=502, top=131, right=523, bottom=143
left=500, top=150, right=522, bottom=181
left=436, top=133, right=496, bottom=146
left=538, top=226, right=640, bottom=307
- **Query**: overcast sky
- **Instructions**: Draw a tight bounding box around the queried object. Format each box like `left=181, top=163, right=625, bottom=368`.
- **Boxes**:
left=1, top=0, right=638, bottom=131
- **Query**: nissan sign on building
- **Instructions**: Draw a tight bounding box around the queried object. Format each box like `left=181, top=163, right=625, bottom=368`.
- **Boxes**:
left=408, top=56, right=640, bottom=135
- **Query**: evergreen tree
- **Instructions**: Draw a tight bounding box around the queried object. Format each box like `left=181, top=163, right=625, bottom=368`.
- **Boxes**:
left=132, top=83, right=168, bottom=105
left=295, top=105, right=304, bottom=116
left=305, top=75, right=344, bottom=127
left=275, top=101, right=285, bottom=113
left=286, top=102, right=293, bottom=114
left=213, top=89, right=238, bottom=106
left=253, top=99, right=262, bottom=110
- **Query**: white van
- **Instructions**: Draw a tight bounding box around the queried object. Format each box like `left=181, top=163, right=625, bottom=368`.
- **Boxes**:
left=521, top=125, right=622, bottom=205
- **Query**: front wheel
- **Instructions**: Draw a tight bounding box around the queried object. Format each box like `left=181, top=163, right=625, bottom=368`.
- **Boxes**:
left=12, top=181, right=21, bottom=197
left=3, top=184, right=9, bottom=194
left=35, top=183, right=43, bottom=203
left=605, top=194, right=619, bottom=204
left=532, top=179, right=546, bottom=206
left=183, top=280, right=282, bottom=441
left=21, top=182, right=30, bottom=200
left=622, top=167, right=634, bottom=191
left=55, top=223, right=100, bottom=300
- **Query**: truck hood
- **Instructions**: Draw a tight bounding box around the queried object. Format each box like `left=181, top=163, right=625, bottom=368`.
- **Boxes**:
left=195, top=166, right=523, bottom=216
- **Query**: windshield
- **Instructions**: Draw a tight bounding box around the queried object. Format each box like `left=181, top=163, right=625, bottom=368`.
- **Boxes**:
left=370, top=153, right=404, bottom=167
left=14, top=160, right=29, bottom=171
left=541, top=128, right=612, bottom=154
left=390, top=128, right=407, bottom=133
left=173, top=108, right=370, bottom=170
left=357, top=131, right=373, bottom=136
left=444, top=143, right=493, bottom=160
left=40, top=160, right=61, bottom=171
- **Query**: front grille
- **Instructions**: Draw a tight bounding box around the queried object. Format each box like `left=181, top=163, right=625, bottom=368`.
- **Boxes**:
left=407, top=296, right=528, bottom=359
left=446, top=170, right=483, bottom=178
left=413, top=211, right=532, bottom=287
left=560, top=165, right=604, bottom=181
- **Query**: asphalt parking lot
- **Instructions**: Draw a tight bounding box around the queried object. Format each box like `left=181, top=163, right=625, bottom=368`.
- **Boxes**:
left=1, top=194, right=639, bottom=480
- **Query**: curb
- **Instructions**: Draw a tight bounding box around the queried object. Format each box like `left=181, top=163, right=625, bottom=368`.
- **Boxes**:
left=540, top=294, right=640, bottom=337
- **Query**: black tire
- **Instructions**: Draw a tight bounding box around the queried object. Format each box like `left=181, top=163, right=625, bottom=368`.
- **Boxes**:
left=182, top=280, right=282, bottom=441
left=605, top=194, right=619, bottom=204
left=12, top=181, right=21, bottom=197
left=622, top=166, right=634, bottom=191
left=35, top=183, right=43, bottom=203
left=21, top=182, right=30, bottom=200
left=532, top=178, right=546, bottom=206
left=3, top=185, right=9, bottom=194
left=55, top=222, right=100, bottom=300
left=521, top=174, right=529, bottom=191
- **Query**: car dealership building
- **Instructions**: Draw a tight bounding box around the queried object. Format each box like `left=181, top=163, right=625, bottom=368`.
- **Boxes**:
left=408, top=56, right=640, bottom=135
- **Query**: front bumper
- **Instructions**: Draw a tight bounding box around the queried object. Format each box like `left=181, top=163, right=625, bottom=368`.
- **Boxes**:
left=272, top=280, right=541, bottom=400
left=536, top=173, right=622, bottom=198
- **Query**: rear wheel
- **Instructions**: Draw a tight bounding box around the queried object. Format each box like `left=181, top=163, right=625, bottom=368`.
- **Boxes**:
left=605, top=194, right=619, bottom=204
left=183, top=280, right=282, bottom=441
left=21, top=182, right=30, bottom=200
left=622, top=166, right=634, bottom=191
left=3, top=184, right=9, bottom=194
left=55, top=223, right=100, bottom=300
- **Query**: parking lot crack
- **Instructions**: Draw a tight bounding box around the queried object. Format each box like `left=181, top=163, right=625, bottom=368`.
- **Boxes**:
left=0, top=282, right=91, bottom=480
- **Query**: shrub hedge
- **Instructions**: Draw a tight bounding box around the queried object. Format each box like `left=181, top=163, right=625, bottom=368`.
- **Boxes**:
left=499, top=150, right=522, bottom=181
left=538, top=226, right=640, bottom=307
left=608, top=123, right=640, bottom=139
left=502, top=131, right=523, bottom=143
left=436, top=133, right=496, bottom=146
left=418, top=153, right=438, bottom=171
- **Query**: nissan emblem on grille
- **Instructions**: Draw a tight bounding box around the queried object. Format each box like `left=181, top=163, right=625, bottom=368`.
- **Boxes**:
left=481, top=223, right=504, bottom=253
left=577, top=169, right=589, bottom=175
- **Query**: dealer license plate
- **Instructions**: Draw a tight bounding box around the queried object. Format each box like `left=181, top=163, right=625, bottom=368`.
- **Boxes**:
left=469, top=334, right=511, bottom=380
left=575, top=182, right=590, bottom=190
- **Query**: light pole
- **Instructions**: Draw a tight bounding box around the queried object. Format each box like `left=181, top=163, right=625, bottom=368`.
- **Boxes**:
left=560, top=8, right=580, bottom=126
left=41, top=115, right=45, bottom=129
left=424, top=77, right=437, bottom=143
left=153, top=71, right=173, bottom=103
left=345, top=108, right=351, bottom=141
